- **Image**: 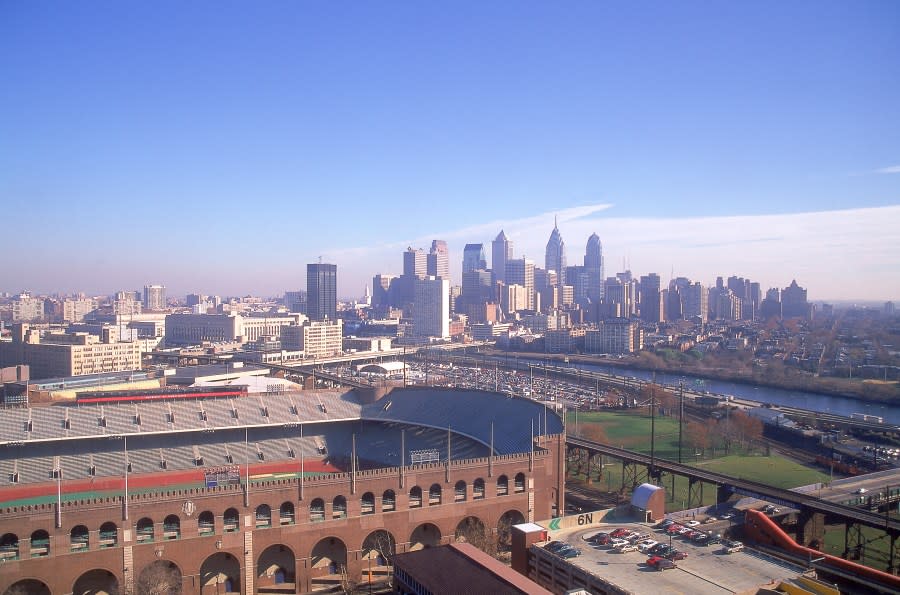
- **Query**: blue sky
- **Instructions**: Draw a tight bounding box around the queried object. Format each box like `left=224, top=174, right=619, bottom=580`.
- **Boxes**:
left=2, top=2, right=898, bottom=300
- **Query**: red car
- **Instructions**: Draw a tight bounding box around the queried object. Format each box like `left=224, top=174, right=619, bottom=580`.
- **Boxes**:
left=610, top=528, right=630, bottom=538
left=665, top=524, right=682, bottom=535
left=646, top=556, right=677, bottom=570
left=666, top=550, right=688, bottom=561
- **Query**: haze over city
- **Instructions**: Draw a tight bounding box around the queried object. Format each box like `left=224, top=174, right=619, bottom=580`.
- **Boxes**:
left=2, top=2, right=899, bottom=300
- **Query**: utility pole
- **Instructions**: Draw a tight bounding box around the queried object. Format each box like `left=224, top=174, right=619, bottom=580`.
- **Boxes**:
left=678, top=381, right=685, bottom=464
left=650, top=377, right=656, bottom=483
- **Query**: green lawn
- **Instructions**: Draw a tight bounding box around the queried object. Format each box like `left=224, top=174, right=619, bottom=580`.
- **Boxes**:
left=693, top=455, right=828, bottom=488
left=567, top=409, right=829, bottom=512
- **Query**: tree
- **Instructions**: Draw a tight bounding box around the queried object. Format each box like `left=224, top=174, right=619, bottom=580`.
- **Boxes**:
left=136, top=561, right=181, bottom=595
left=455, top=517, right=498, bottom=558
left=576, top=423, right=608, bottom=444
left=685, top=421, right=711, bottom=457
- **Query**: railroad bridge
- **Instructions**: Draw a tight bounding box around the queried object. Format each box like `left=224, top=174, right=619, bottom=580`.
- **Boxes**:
left=566, top=435, right=900, bottom=573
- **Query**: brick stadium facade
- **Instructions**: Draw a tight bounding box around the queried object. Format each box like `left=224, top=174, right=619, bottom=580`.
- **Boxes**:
left=0, top=387, right=565, bottom=594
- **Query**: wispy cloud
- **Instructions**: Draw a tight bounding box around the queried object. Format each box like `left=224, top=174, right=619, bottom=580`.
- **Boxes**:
left=876, top=165, right=900, bottom=174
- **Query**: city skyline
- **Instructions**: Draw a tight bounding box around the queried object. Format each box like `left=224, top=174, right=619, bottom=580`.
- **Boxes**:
left=2, top=3, right=899, bottom=301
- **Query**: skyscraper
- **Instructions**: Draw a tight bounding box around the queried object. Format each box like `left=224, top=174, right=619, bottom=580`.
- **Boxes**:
left=307, top=262, right=337, bottom=321
left=544, top=219, right=567, bottom=287
left=462, top=244, right=487, bottom=273
left=639, top=273, right=662, bottom=323
left=413, top=276, right=450, bottom=339
left=143, top=284, right=166, bottom=310
left=584, top=233, right=604, bottom=302
left=491, top=230, right=513, bottom=286
left=505, top=258, right=535, bottom=311
left=403, top=247, right=427, bottom=278
left=427, top=240, right=449, bottom=280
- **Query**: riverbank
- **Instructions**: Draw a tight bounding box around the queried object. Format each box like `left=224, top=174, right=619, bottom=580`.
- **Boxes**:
left=485, top=348, right=900, bottom=406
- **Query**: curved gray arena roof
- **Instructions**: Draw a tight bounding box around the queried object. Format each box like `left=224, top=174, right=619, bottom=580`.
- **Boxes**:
left=362, top=387, right=564, bottom=455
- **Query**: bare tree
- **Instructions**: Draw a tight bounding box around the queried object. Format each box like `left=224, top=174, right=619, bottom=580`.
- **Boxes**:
left=455, top=517, right=498, bottom=558
left=136, top=561, right=181, bottom=595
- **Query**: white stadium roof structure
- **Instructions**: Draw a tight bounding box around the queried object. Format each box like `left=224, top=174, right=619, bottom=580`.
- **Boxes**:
left=0, top=387, right=563, bottom=486
left=356, top=361, right=407, bottom=374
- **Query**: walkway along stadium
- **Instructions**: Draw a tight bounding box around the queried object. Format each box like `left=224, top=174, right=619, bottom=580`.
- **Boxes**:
left=0, top=385, right=565, bottom=594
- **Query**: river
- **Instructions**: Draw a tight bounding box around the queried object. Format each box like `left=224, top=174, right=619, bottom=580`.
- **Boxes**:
left=512, top=357, right=900, bottom=425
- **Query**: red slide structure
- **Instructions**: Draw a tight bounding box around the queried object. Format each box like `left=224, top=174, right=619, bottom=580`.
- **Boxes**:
left=743, top=508, right=900, bottom=591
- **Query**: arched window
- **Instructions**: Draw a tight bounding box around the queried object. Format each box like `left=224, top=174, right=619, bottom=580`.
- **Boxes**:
left=473, top=478, right=485, bottom=500
left=280, top=501, right=295, bottom=525
left=0, top=533, right=18, bottom=561
left=99, top=522, right=117, bottom=548
left=198, top=511, right=215, bottom=535
left=310, top=498, right=325, bottom=522
left=255, top=504, right=272, bottom=528
left=163, top=515, right=180, bottom=539
left=409, top=486, right=423, bottom=509
left=514, top=472, right=526, bottom=493
left=71, top=524, right=90, bottom=550
left=428, top=483, right=442, bottom=506
left=454, top=480, right=467, bottom=502
left=382, top=490, right=396, bottom=512
left=223, top=508, right=239, bottom=533
left=361, top=492, right=375, bottom=515
left=497, top=475, right=509, bottom=496
left=135, top=518, right=154, bottom=543
left=30, top=530, right=49, bottom=557
left=332, top=495, right=347, bottom=519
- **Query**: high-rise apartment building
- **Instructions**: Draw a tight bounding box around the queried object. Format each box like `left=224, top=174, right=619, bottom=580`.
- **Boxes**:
left=281, top=319, right=343, bottom=359
left=781, top=280, right=810, bottom=319
left=62, top=298, right=96, bottom=323
left=584, top=233, right=604, bottom=303
left=11, top=293, right=45, bottom=322
left=113, top=291, right=142, bottom=316
left=683, top=282, right=708, bottom=322
left=427, top=240, right=449, bottom=280
left=505, top=258, right=535, bottom=311
left=462, top=244, right=487, bottom=273
left=492, top=230, right=513, bottom=286
left=283, top=291, right=307, bottom=314
left=143, top=285, right=166, bottom=310
left=413, top=277, right=450, bottom=338
left=307, top=262, right=337, bottom=321
left=544, top=219, right=567, bottom=287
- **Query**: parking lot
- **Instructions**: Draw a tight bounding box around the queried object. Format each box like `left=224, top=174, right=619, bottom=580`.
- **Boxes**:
left=547, top=519, right=806, bottom=594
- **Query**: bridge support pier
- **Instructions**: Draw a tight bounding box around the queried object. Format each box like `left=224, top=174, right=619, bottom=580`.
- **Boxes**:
left=889, top=533, right=898, bottom=575
left=687, top=478, right=704, bottom=509
left=621, top=461, right=646, bottom=493
left=844, top=522, right=864, bottom=560
left=797, top=510, right=825, bottom=549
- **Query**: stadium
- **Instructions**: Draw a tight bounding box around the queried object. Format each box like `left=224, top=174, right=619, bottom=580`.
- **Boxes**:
left=0, top=385, right=565, bottom=594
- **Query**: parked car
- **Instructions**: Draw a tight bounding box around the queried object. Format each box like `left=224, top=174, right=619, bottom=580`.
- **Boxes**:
left=722, top=540, right=744, bottom=554
left=692, top=533, right=709, bottom=544
left=610, top=528, right=630, bottom=538
left=609, top=538, right=628, bottom=549
left=544, top=541, right=568, bottom=552
left=589, top=532, right=611, bottom=545
left=647, top=556, right=676, bottom=571
left=649, top=543, right=672, bottom=555
left=665, top=524, right=683, bottom=535
left=666, top=550, right=688, bottom=561
left=720, top=512, right=734, bottom=520
left=615, top=543, right=638, bottom=553
left=637, top=540, right=659, bottom=553
left=686, top=520, right=700, bottom=527
left=558, top=546, right=581, bottom=559
left=628, top=532, right=650, bottom=543
left=655, top=519, right=675, bottom=529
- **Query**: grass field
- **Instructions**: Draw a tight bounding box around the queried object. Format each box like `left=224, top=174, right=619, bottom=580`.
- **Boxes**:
left=567, top=409, right=829, bottom=512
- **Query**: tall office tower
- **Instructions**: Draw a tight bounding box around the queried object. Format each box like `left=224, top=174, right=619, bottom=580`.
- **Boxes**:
left=603, top=277, right=633, bottom=319
left=307, top=262, right=337, bottom=321
left=584, top=232, right=604, bottom=303
left=283, top=291, right=307, bottom=314
left=727, top=276, right=753, bottom=320
left=716, top=290, right=742, bottom=321
left=749, top=282, right=761, bottom=320
left=403, top=247, right=427, bottom=278
left=143, top=285, right=166, bottom=310
left=639, top=273, right=662, bottom=323
left=565, top=265, right=589, bottom=306
left=544, top=218, right=567, bottom=287
left=683, top=282, right=708, bottom=322
left=505, top=258, right=535, bottom=311
left=427, top=240, right=449, bottom=280
left=462, top=243, right=487, bottom=273
left=413, top=277, right=450, bottom=338
left=461, top=270, right=494, bottom=305
left=492, top=230, right=513, bottom=285
left=371, top=274, right=396, bottom=308
left=186, top=293, right=207, bottom=307
left=885, top=301, right=895, bottom=315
